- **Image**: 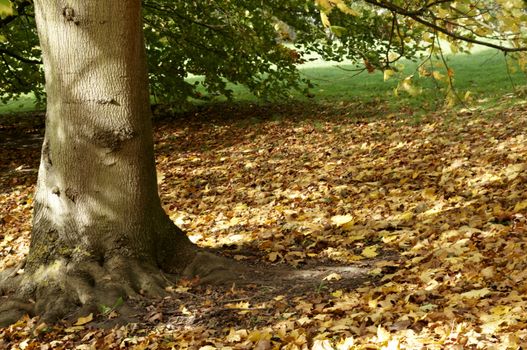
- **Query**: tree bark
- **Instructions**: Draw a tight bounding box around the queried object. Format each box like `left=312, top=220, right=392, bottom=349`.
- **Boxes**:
left=28, top=0, right=194, bottom=272
left=0, top=0, right=238, bottom=326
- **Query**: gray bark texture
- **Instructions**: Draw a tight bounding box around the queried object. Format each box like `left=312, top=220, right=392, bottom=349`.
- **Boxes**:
left=28, top=0, right=193, bottom=273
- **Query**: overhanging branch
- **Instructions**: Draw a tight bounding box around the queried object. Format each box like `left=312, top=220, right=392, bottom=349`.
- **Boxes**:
left=0, top=48, right=41, bottom=64
left=362, top=0, right=527, bottom=53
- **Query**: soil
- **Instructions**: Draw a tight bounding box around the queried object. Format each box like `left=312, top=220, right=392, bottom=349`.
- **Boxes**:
left=103, top=255, right=392, bottom=330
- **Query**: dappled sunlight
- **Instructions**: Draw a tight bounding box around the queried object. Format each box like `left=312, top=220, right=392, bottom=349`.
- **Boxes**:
left=3, top=101, right=527, bottom=347
left=154, top=104, right=527, bottom=267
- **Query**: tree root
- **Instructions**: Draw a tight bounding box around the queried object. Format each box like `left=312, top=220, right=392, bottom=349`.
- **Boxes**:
left=0, top=250, right=248, bottom=327
left=182, top=250, right=250, bottom=284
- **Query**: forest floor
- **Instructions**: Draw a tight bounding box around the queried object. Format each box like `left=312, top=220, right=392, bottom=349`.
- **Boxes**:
left=1, top=99, right=527, bottom=349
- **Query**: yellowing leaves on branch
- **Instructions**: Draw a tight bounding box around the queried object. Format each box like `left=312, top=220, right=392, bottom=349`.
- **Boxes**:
left=315, top=0, right=359, bottom=27
left=0, top=0, right=13, bottom=17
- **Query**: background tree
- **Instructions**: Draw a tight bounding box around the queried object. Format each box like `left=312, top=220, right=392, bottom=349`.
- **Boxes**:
left=2, top=0, right=525, bottom=107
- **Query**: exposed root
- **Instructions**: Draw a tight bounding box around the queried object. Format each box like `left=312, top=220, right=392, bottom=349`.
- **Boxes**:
left=182, top=251, right=250, bottom=284
left=0, top=250, right=250, bottom=327
left=0, top=299, right=33, bottom=327
left=0, top=256, right=173, bottom=327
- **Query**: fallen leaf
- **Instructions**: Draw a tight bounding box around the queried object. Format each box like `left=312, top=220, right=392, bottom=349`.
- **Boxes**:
left=460, top=288, right=491, bottom=299
left=75, top=313, right=93, bottom=326
left=361, top=245, right=379, bottom=258
left=323, top=272, right=342, bottom=281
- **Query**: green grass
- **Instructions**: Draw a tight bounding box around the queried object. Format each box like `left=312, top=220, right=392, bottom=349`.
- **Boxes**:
left=188, top=48, right=527, bottom=112
left=0, top=94, right=41, bottom=115
left=1, top=49, right=526, bottom=115
left=299, top=49, right=527, bottom=109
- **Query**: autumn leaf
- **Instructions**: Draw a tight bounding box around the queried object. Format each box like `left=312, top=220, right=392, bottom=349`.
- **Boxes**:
left=361, top=245, right=379, bottom=258
left=323, top=272, right=343, bottom=281
left=514, top=200, right=527, bottom=212
left=74, top=313, right=93, bottom=326
left=460, top=288, right=491, bottom=299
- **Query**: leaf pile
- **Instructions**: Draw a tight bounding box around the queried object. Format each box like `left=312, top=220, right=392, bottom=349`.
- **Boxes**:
left=2, top=101, right=527, bottom=348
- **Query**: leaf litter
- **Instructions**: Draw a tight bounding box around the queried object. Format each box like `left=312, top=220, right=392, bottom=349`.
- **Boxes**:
left=2, top=101, right=527, bottom=348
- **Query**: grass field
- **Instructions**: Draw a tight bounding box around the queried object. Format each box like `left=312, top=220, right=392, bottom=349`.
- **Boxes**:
left=232, top=48, right=527, bottom=110
left=1, top=48, right=526, bottom=115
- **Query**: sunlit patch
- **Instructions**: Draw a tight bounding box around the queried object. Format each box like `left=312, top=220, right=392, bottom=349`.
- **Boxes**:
left=30, top=259, right=66, bottom=283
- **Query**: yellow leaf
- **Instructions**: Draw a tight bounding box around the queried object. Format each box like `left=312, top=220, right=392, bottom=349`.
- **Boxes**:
left=460, top=288, right=491, bottom=299
left=362, top=245, right=379, bottom=258
left=398, top=211, right=414, bottom=221
left=226, top=301, right=250, bottom=309
left=75, top=313, right=93, bottom=326
left=432, top=70, right=445, bottom=81
left=480, top=319, right=503, bottom=335
left=268, top=252, right=281, bottom=262
left=336, top=337, right=355, bottom=350
left=383, top=69, right=394, bottom=81
left=421, top=188, right=436, bottom=200
left=323, top=272, right=343, bottom=281
left=376, top=325, right=391, bottom=343
left=335, top=1, right=359, bottom=16
left=174, top=286, right=190, bottom=293
left=491, top=305, right=511, bottom=316
left=226, top=327, right=246, bottom=342
left=315, top=0, right=332, bottom=12
left=331, top=214, right=354, bottom=228
left=344, top=233, right=365, bottom=244
left=297, top=316, right=312, bottom=325
left=248, top=329, right=272, bottom=342
left=369, top=267, right=383, bottom=275
left=320, top=12, right=330, bottom=27
left=331, top=290, right=343, bottom=297
left=64, top=326, right=85, bottom=333
left=313, top=339, right=334, bottom=350
left=481, top=266, right=495, bottom=278
left=0, top=0, right=13, bottom=17
left=514, top=200, right=527, bottom=212
left=399, top=76, right=422, bottom=96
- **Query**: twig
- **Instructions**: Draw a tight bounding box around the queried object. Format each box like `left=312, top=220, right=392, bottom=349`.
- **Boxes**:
left=435, top=33, right=467, bottom=108
left=363, top=0, right=527, bottom=53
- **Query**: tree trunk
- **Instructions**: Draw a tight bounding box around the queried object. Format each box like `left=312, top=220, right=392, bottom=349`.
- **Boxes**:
left=29, top=0, right=194, bottom=273
left=0, top=0, right=236, bottom=326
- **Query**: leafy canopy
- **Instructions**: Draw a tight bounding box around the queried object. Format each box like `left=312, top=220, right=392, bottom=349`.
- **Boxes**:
left=1, top=0, right=527, bottom=105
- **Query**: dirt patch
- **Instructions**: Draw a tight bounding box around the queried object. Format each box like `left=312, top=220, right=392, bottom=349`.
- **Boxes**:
left=105, top=251, right=399, bottom=331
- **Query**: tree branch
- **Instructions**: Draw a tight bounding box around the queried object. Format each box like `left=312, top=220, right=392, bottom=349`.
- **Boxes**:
left=362, top=0, right=527, bottom=52
left=0, top=48, right=41, bottom=64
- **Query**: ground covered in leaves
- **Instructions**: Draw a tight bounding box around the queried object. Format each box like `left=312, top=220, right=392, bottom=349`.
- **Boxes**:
left=2, top=100, right=527, bottom=349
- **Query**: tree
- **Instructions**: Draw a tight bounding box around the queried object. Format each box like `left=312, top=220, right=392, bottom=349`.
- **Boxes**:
left=2, top=0, right=527, bottom=327
left=2, top=0, right=527, bottom=106
left=0, top=0, right=319, bottom=105
left=0, top=0, right=236, bottom=326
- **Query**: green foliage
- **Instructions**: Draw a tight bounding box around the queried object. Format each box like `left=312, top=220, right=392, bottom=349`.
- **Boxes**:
left=142, top=0, right=318, bottom=104
left=0, top=0, right=13, bottom=18
left=98, top=297, right=124, bottom=316
left=0, top=1, right=42, bottom=103
left=1, top=0, right=527, bottom=105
